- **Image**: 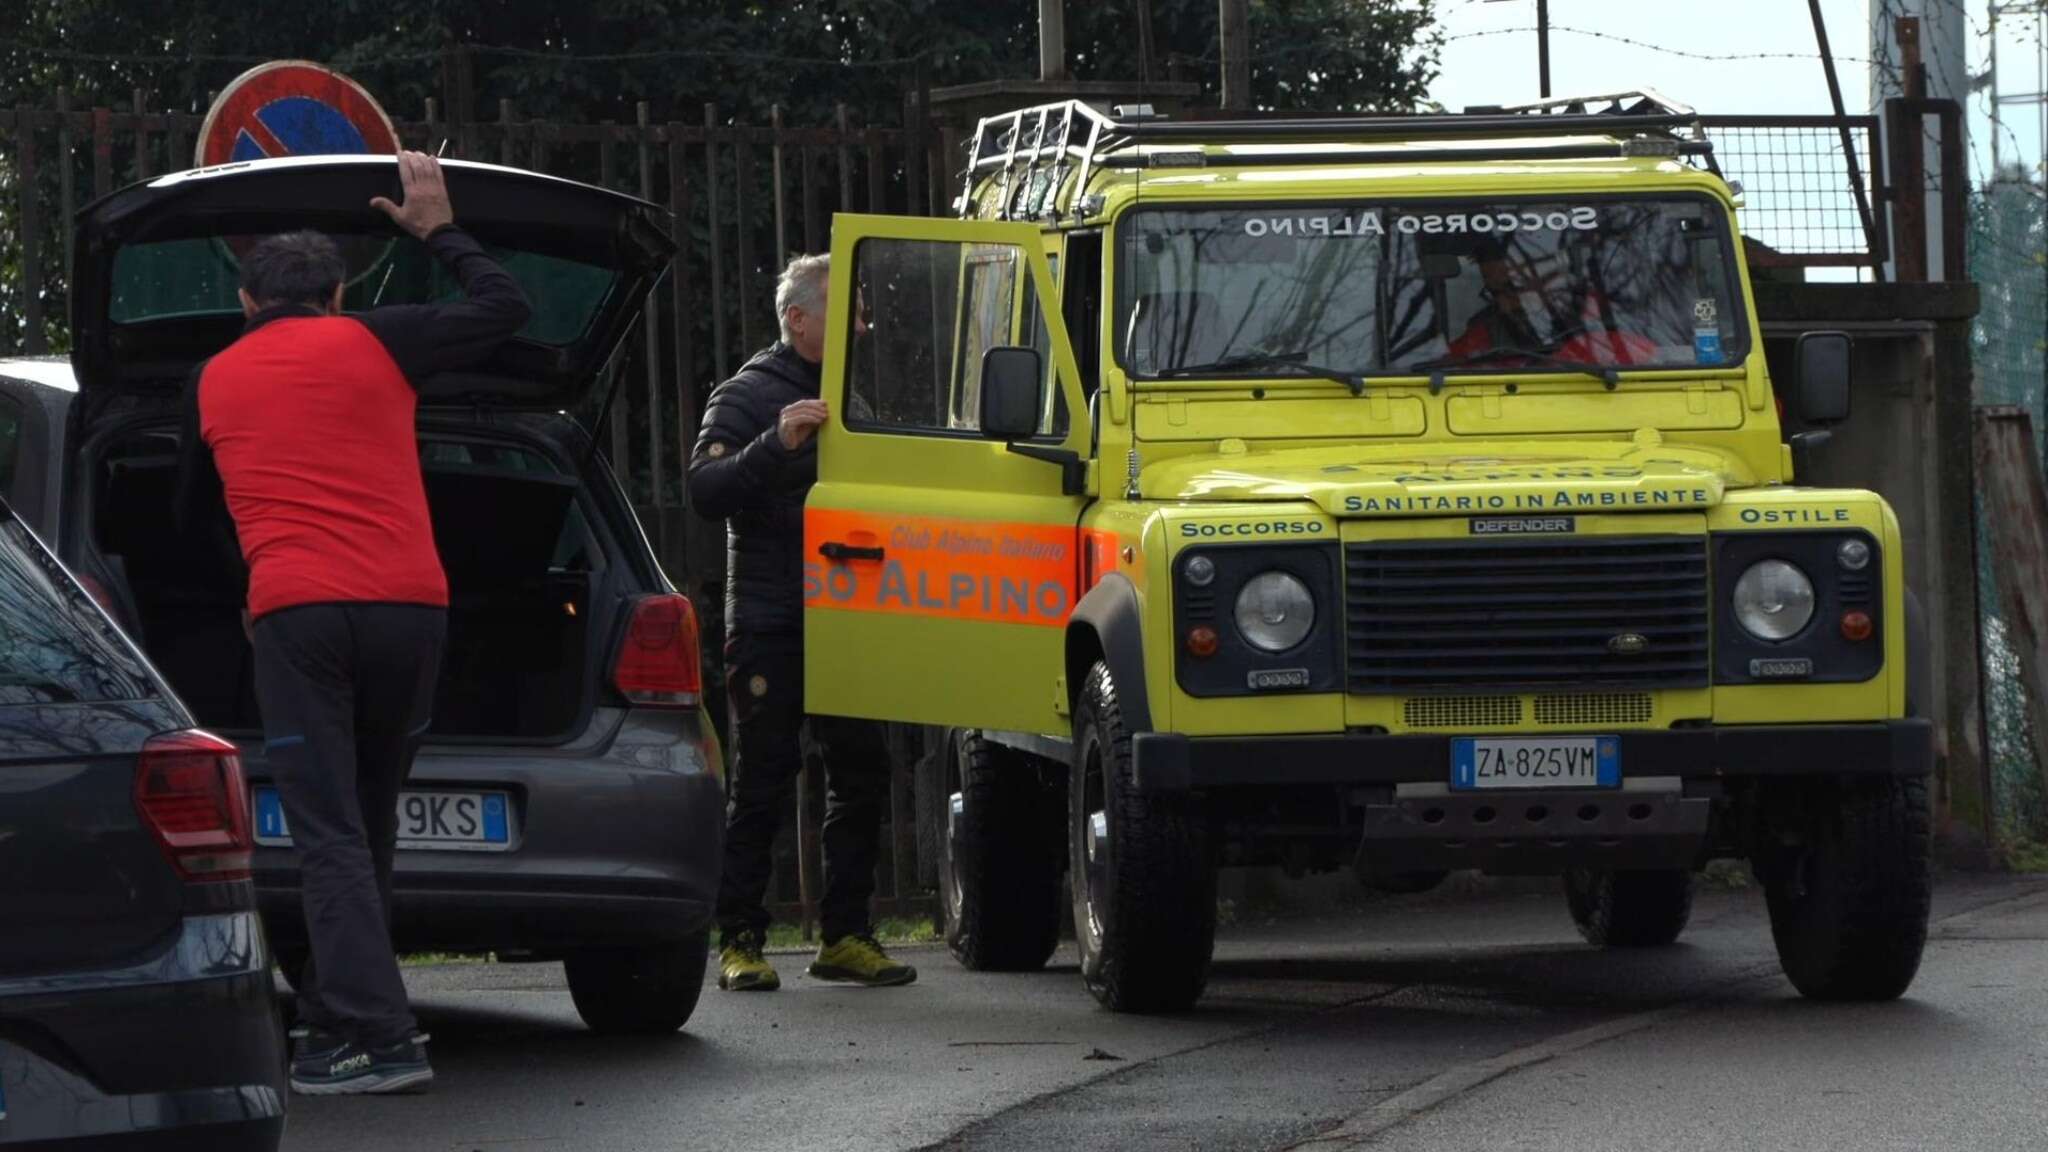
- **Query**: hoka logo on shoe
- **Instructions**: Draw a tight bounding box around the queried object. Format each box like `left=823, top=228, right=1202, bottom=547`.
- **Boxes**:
left=331, top=1052, right=373, bottom=1075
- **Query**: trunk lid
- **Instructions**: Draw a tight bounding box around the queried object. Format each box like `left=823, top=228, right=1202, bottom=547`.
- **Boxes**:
left=1139, top=438, right=1751, bottom=518
left=69, top=155, right=675, bottom=428
left=0, top=713, right=189, bottom=977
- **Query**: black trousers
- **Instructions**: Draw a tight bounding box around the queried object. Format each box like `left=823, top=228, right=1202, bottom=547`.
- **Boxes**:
left=715, top=633, right=891, bottom=944
left=253, top=603, right=446, bottom=1049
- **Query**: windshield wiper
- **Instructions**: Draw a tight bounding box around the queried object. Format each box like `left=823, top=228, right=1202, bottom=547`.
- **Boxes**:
left=1156, top=352, right=1367, bottom=396
left=1424, top=346, right=1621, bottom=394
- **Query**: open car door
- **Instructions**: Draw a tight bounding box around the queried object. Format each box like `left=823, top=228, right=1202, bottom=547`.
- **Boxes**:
left=804, top=214, right=1091, bottom=737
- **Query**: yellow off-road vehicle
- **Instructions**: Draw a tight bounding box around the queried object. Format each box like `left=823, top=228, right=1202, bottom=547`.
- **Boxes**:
left=803, top=94, right=1931, bottom=1012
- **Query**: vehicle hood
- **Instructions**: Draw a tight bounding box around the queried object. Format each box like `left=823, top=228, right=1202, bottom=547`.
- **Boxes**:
left=69, top=154, right=674, bottom=421
left=1139, top=438, right=1754, bottom=517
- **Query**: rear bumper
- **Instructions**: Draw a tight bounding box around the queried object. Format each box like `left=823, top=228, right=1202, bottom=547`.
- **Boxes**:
left=1131, top=720, right=1934, bottom=793
left=0, top=913, right=284, bottom=1149
left=250, top=708, right=724, bottom=955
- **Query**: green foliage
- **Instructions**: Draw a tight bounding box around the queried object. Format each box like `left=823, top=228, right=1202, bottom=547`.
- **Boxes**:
left=1, top=0, right=1442, bottom=125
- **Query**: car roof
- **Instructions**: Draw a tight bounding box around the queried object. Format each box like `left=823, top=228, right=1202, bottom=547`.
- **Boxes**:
left=0, top=357, right=80, bottom=393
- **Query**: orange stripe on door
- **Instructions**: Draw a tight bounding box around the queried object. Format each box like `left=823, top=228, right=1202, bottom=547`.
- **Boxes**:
left=805, top=508, right=1079, bottom=628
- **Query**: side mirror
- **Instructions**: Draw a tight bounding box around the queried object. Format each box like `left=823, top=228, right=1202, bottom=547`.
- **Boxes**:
left=978, top=346, right=1043, bottom=442
left=1792, top=331, right=1851, bottom=425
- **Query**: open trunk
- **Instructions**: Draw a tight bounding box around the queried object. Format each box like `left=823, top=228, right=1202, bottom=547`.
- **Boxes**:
left=89, top=428, right=597, bottom=742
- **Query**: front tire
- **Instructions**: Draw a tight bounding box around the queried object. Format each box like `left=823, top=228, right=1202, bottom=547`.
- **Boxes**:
left=1069, top=662, right=1214, bottom=1013
left=1564, top=868, right=1697, bottom=947
left=942, top=730, right=1063, bottom=971
left=564, top=932, right=709, bottom=1035
left=1761, top=776, right=1932, bottom=1001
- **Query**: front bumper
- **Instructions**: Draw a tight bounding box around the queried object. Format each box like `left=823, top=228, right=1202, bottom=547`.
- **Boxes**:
left=1136, top=720, right=1932, bottom=874
left=1131, top=720, right=1933, bottom=793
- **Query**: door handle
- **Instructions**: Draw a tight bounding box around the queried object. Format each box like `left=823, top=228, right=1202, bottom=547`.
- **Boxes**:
left=819, top=542, right=886, bottom=563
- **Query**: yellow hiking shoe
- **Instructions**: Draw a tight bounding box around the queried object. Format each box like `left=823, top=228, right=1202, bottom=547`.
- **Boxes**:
left=807, top=933, right=917, bottom=987
left=718, top=934, right=781, bottom=992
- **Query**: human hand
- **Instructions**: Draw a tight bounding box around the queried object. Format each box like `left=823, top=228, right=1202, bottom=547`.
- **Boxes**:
left=777, top=399, right=830, bottom=450
left=370, top=151, right=456, bottom=240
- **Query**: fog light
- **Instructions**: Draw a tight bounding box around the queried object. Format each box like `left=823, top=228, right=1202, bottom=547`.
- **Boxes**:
left=1186, top=626, right=1219, bottom=657
left=1837, top=538, right=1871, bottom=571
left=1184, top=555, right=1216, bottom=587
left=1840, top=610, right=1873, bottom=642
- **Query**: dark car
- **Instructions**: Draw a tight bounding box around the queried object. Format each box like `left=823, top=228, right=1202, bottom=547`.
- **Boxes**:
left=0, top=494, right=285, bottom=1149
left=30, top=154, right=724, bottom=1036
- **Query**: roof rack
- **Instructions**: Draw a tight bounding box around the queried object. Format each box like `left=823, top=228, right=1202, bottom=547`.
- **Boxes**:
left=957, top=93, right=1714, bottom=223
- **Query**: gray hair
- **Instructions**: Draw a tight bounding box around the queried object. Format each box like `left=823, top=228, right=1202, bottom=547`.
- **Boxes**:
left=775, top=253, right=831, bottom=342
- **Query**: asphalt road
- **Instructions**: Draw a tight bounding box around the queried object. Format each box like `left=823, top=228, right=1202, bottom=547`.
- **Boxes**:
left=278, top=873, right=2048, bottom=1152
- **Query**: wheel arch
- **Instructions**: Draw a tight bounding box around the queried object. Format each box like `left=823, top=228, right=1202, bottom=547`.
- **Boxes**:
left=1067, top=573, right=1153, bottom=733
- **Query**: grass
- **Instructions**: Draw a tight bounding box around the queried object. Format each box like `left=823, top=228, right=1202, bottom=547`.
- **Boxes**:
left=762, top=916, right=939, bottom=952
left=1997, top=836, right=2048, bottom=873
left=399, top=952, right=492, bottom=968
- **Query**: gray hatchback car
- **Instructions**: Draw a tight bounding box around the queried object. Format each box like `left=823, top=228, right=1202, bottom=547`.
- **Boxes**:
left=5, top=153, right=724, bottom=1036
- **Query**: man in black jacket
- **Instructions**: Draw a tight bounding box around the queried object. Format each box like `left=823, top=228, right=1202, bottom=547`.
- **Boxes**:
left=689, top=253, right=914, bottom=992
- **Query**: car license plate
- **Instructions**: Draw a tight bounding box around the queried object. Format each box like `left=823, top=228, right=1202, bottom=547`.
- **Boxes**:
left=1451, top=736, right=1620, bottom=790
left=252, top=787, right=514, bottom=852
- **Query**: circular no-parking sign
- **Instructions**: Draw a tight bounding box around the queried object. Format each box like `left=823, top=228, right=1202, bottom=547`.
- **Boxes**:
left=195, top=60, right=400, bottom=169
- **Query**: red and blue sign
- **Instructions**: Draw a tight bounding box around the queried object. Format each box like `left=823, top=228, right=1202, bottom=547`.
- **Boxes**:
left=195, top=60, right=399, bottom=169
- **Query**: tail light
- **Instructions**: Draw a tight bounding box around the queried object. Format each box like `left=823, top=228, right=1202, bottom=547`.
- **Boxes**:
left=612, top=594, right=703, bottom=707
left=134, top=730, right=252, bottom=880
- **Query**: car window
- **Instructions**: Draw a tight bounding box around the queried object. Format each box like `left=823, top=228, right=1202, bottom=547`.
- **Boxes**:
left=0, top=520, right=155, bottom=704
left=847, top=237, right=1065, bottom=439
left=109, top=235, right=616, bottom=347
left=0, top=394, right=21, bottom=502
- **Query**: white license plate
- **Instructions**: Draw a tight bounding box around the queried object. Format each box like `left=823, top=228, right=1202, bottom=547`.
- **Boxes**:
left=1451, top=736, right=1620, bottom=790
left=252, top=787, right=515, bottom=852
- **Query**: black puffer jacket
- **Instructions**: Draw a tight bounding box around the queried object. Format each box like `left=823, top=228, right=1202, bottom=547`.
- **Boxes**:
left=688, top=342, right=820, bottom=637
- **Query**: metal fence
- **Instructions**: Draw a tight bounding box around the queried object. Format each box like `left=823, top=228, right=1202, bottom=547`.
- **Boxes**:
left=0, top=94, right=953, bottom=933
left=1700, top=115, right=1888, bottom=271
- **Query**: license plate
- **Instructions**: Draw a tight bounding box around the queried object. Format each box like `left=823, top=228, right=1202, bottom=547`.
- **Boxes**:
left=1451, top=736, right=1620, bottom=790
left=252, top=787, right=514, bottom=852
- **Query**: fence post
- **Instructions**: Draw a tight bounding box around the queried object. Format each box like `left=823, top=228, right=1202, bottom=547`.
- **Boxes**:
left=1886, top=98, right=1927, bottom=283
left=91, top=106, right=112, bottom=204
left=835, top=104, right=853, bottom=221
left=638, top=102, right=664, bottom=512
left=704, top=103, right=729, bottom=380
left=498, top=99, right=516, bottom=168
left=771, top=105, right=788, bottom=266
left=801, top=138, right=821, bottom=255
left=735, top=122, right=757, bottom=354
left=668, top=122, right=699, bottom=527
left=15, top=106, right=47, bottom=355
left=56, top=92, right=74, bottom=297
left=132, top=89, right=151, bottom=181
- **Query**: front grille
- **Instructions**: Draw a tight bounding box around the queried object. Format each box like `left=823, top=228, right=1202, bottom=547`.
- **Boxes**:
left=1346, top=536, right=1711, bottom=693
left=1532, top=692, right=1654, bottom=726
left=1404, top=695, right=1522, bottom=729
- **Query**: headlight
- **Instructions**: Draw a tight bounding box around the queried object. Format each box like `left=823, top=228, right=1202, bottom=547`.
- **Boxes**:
left=1733, top=560, right=1815, bottom=642
left=1234, top=571, right=1315, bottom=652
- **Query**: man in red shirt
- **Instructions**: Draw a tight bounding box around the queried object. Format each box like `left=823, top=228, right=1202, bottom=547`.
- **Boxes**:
left=175, top=152, right=529, bottom=1095
left=1445, top=245, right=1659, bottom=367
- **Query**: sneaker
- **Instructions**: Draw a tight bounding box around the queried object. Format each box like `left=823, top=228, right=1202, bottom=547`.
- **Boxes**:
left=290, top=1034, right=434, bottom=1096
left=718, top=933, right=782, bottom=992
left=289, top=1024, right=348, bottom=1065
left=807, top=933, right=917, bottom=987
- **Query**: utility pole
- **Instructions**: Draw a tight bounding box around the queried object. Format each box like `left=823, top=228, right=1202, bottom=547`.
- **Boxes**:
left=1220, top=0, right=1251, bottom=111
left=1486, top=0, right=1551, bottom=99
left=1040, top=0, right=1067, bottom=83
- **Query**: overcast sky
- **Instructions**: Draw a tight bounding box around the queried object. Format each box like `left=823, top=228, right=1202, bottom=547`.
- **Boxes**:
left=1426, top=0, right=2043, bottom=187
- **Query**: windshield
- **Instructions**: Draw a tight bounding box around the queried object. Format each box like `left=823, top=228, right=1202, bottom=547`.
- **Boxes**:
left=108, top=234, right=616, bottom=346
left=1115, top=197, right=1744, bottom=380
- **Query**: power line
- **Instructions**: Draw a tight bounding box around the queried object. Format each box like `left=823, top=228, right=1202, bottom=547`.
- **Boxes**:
left=1441, top=24, right=1878, bottom=66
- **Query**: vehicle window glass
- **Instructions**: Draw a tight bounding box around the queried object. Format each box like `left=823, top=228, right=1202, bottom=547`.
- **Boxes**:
left=109, top=236, right=616, bottom=346
left=0, top=395, right=21, bottom=501
left=1115, top=198, right=1746, bottom=380
left=0, top=520, right=154, bottom=704
left=847, top=238, right=1063, bottom=438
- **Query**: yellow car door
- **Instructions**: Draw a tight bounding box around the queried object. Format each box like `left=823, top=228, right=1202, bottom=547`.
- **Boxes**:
left=804, top=214, right=1091, bottom=735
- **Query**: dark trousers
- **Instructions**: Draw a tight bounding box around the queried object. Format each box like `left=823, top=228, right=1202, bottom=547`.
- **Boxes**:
left=715, top=633, right=891, bottom=944
left=253, top=603, right=447, bottom=1049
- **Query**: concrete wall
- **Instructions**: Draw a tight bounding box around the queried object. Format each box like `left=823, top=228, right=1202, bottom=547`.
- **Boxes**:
left=1756, top=281, right=1990, bottom=858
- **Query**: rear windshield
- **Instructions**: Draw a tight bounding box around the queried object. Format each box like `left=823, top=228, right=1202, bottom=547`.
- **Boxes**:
left=1116, top=196, right=1745, bottom=380
left=108, top=234, right=615, bottom=346
left=0, top=519, right=153, bottom=704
